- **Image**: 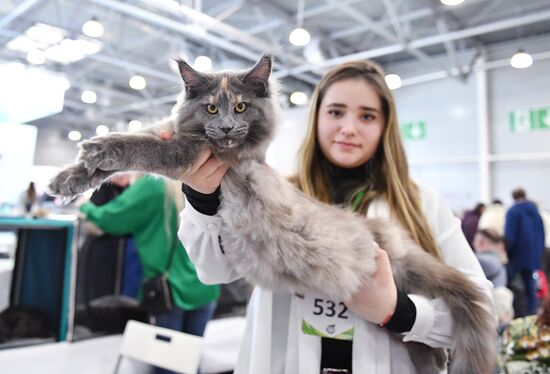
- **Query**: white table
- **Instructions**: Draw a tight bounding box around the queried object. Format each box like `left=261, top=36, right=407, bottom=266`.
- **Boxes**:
left=0, top=316, right=246, bottom=374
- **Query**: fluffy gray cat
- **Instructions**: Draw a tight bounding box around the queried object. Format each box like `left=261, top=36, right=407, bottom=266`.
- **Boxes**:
left=49, top=54, right=495, bottom=373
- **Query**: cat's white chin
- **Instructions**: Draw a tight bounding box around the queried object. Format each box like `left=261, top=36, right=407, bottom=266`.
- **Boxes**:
left=218, top=138, right=240, bottom=149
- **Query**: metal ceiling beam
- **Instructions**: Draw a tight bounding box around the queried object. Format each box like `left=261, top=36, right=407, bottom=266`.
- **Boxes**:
left=275, top=8, right=550, bottom=78
left=323, top=0, right=433, bottom=64
left=245, top=0, right=363, bottom=35
left=87, top=0, right=260, bottom=61
left=0, top=0, right=46, bottom=29
left=134, top=0, right=320, bottom=83
left=86, top=53, right=178, bottom=83
left=381, top=0, right=405, bottom=41
left=430, top=2, right=465, bottom=78
left=98, top=94, right=177, bottom=117
left=88, top=0, right=319, bottom=85
left=211, top=0, right=244, bottom=22
left=329, top=0, right=492, bottom=41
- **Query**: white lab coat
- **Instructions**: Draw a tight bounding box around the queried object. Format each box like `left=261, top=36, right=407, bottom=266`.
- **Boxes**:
left=179, top=184, right=493, bottom=374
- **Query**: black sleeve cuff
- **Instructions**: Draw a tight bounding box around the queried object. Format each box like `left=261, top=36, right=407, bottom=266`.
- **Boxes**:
left=383, top=290, right=417, bottom=333
left=181, top=183, right=221, bottom=216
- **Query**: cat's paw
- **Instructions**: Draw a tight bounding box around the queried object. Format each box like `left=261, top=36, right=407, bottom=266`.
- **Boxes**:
left=78, top=134, right=127, bottom=172
left=48, top=163, right=109, bottom=197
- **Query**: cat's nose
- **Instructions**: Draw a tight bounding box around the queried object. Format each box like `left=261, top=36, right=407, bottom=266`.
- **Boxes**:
left=220, top=126, right=232, bottom=134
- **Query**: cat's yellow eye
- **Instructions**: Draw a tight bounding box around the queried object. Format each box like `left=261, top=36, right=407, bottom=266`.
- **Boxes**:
left=234, top=102, right=247, bottom=113
left=206, top=104, right=218, bottom=114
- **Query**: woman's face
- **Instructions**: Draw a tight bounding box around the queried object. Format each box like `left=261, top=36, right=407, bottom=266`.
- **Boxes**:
left=317, top=78, right=385, bottom=169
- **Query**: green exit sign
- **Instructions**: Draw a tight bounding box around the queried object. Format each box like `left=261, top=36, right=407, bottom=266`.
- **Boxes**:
left=401, top=121, right=426, bottom=140
left=510, top=108, right=550, bottom=133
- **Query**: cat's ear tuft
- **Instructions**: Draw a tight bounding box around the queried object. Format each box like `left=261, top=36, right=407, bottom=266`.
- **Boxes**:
left=175, top=58, right=209, bottom=98
left=243, top=54, right=272, bottom=97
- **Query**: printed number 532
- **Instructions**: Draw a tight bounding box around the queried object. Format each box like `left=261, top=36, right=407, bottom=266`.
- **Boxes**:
left=313, top=298, right=349, bottom=319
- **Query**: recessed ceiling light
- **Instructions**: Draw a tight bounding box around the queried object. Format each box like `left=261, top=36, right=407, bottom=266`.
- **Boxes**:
left=289, top=27, right=311, bottom=46
left=96, top=125, right=109, bottom=135
left=44, top=38, right=102, bottom=65
left=290, top=91, right=308, bottom=105
left=26, top=23, right=66, bottom=44
left=82, top=18, right=104, bottom=38
left=129, top=74, right=147, bottom=90
left=81, top=90, right=97, bottom=104
left=194, top=56, right=212, bottom=72
left=26, top=49, right=46, bottom=65
left=7, top=35, right=38, bottom=53
left=510, top=50, right=533, bottom=69
left=68, top=130, right=82, bottom=141
left=385, top=73, right=402, bottom=90
left=128, top=120, right=143, bottom=132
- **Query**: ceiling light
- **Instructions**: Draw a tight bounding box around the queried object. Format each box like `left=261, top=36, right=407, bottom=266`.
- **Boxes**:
left=440, top=0, right=464, bottom=5
left=128, top=120, right=143, bottom=132
left=129, top=74, right=147, bottom=90
left=290, top=91, right=308, bottom=105
left=44, top=38, right=103, bottom=65
left=7, top=35, right=38, bottom=53
left=81, top=90, right=97, bottom=104
left=68, top=130, right=82, bottom=141
left=289, top=27, right=310, bottom=47
left=26, top=23, right=66, bottom=44
left=26, top=49, right=46, bottom=65
left=82, top=18, right=104, bottom=38
left=510, top=50, right=533, bottom=69
left=60, top=78, right=71, bottom=91
left=96, top=125, right=109, bottom=135
left=385, top=74, right=402, bottom=90
left=194, top=56, right=212, bottom=72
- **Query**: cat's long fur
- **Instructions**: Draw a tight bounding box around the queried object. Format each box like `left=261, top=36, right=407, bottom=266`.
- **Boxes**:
left=49, top=54, right=496, bottom=373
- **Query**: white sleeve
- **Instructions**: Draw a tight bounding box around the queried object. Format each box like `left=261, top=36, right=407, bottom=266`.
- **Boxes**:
left=178, top=199, right=241, bottom=285
left=402, top=185, right=495, bottom=348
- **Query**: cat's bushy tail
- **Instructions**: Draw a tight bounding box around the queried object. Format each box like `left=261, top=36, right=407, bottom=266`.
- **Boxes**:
left=397, top=249, right=497, bottom=374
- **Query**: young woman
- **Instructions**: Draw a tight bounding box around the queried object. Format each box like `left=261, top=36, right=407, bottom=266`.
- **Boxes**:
left=174, top=60, right=494, bottom=373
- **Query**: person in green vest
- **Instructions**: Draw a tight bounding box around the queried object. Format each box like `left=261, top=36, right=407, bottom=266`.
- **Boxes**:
left=80, top=175, right=220, bottom=374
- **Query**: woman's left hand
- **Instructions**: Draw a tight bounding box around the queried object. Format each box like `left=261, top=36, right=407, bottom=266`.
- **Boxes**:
left=344, top=245, right=398, bottom=325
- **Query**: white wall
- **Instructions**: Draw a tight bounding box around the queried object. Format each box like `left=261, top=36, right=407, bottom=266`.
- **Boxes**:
left=0, top=123, right=37, bottom=204
left=34, top=127, right=80, bottom=167
left=266, top=107, right=308, bottom=175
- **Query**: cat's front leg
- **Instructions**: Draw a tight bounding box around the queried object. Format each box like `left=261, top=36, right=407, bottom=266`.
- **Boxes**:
left=48, top=162, right=114, bottom=196
left=78, top=132, right=205, bottom=179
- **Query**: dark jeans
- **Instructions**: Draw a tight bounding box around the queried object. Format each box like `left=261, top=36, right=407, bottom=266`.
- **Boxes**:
left=507, top=266, right=538, bottom=316
left=153, top=302, right=217, bottom=374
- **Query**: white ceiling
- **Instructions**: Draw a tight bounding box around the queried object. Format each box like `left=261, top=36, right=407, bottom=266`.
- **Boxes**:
left=1, top=0, right=550, bottom=137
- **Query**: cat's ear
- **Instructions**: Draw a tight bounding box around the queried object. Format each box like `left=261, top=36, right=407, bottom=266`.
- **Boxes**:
left=243, top=54, right=272, bottom=97
left=175, top=59, right=209, bottom=98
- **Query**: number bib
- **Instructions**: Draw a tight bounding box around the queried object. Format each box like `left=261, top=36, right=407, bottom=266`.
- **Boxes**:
left=299, top=293, right=355, bottom=341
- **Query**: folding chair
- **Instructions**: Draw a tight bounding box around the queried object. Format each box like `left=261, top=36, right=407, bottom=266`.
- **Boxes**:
left=113, top=320, right=203, bottom=374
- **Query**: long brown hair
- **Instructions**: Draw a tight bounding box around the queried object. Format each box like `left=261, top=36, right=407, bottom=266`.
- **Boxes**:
left=296, top=60, right=441, bottom=259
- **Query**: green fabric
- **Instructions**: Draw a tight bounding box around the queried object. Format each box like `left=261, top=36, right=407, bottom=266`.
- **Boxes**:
left=80, top=176, right=219, bottom=310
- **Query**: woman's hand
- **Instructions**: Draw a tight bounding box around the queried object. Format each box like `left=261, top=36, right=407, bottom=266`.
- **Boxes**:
left=159, top=130, right=228, bottom=194
left=344, top=245, right=398, bottom=325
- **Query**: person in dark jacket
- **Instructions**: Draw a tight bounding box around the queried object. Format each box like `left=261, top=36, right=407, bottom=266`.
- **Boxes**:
left=505, top=187, right=546, bottom=315
left=462, top=202, right=486, bottom=250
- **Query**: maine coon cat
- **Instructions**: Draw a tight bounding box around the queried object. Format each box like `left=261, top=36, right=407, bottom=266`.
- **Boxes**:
left=49, top=54, right=495, bottom=373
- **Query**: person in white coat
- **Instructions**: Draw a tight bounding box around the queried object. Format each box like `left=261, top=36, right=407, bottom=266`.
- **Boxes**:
left=170, top=60, right=494, bottom=373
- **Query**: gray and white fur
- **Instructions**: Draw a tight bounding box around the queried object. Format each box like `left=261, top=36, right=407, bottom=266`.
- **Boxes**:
left=49, top=54, right=496, bottom=373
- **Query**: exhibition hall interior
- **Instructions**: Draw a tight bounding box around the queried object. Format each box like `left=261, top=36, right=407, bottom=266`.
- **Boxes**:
left=1, top=0, right=550, bottom=373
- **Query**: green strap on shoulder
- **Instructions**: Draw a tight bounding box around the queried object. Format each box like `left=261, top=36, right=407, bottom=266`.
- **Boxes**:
left=350, top=188, right=367, bottom=212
